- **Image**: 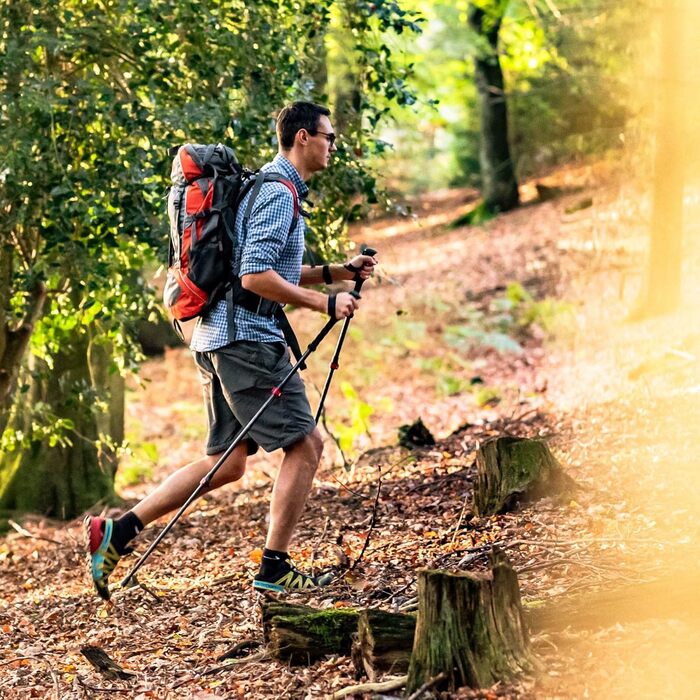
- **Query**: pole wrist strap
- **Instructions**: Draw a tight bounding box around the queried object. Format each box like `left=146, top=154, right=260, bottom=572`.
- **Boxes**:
left=322, top=265, right=333, bottom=285
left=344, top=261, right=362, bottom=282
left=327, top=294, right=337, bottom=319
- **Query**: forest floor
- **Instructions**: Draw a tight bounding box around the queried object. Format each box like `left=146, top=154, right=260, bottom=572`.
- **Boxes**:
left=1, top=160, right=700, bottom=699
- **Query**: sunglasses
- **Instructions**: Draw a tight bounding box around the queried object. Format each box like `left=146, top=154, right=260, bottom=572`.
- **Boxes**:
left=312, top=130, right=336, bottom=147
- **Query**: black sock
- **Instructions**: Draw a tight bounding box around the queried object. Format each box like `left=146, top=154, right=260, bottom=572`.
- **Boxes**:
left=258, top=548, right=289, bottom=578
left=111, top=511, right=144, bottom=555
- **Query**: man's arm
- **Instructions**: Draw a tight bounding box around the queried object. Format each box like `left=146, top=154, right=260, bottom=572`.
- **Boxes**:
left=299, top=253, right=378, bottom=286
left=241, top=270, right=359, bottom=319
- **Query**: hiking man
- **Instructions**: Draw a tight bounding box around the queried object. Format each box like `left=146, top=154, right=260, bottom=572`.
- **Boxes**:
left=85, top=101, right=377, bottom=600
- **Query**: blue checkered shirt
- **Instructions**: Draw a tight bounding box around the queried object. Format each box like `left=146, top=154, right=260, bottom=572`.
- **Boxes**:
left=189, top=154, right=309, bottom=351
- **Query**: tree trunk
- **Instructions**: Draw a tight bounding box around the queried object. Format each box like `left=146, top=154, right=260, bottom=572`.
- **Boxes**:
left=329, top=0, right=363, bottom=139
left=352, top=609, right=416, bottom=680
left=0, top=334, right=121, bottom=520
left=640, top=0, right=685, bottom=315
left=474, top=437, right=577, bottom=516
left=0, top=265, right=47, bottom=438
left=468, top=2, right=519, bottom=212
left=261, top=601, right=360, bottom=664
left=406, top=550, right=532, bottom=693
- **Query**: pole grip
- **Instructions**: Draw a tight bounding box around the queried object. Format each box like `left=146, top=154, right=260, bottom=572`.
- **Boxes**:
left=353, top=246, right=377, bottom=293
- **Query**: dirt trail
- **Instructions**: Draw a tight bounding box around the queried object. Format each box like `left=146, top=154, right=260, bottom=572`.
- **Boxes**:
left=1, top=163, right=699, bottom=698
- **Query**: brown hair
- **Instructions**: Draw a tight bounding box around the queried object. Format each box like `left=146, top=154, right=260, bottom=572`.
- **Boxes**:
left=276, top=101, right=331, bottom=150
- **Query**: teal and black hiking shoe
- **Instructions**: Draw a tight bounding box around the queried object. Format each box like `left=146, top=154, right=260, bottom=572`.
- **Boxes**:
left=84, top=516, right=128, bottom=601
left=253, top=557, right=334, bottom=593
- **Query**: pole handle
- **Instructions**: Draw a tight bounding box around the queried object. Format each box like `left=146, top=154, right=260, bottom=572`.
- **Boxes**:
left=352, top=246, right=377, bottom=294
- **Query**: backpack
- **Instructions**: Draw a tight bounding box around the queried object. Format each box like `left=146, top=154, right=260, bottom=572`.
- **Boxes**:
left=163, top=143, right=300, bottom=341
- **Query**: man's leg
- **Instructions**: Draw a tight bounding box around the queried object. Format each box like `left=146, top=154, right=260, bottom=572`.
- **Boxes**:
left=84, top=444, right=248, bottom=600
left=265, top=428, right=324, bottom=552
left=253, top=428, right=332, bottom=592
left=132, top=444, right=248, bottom=526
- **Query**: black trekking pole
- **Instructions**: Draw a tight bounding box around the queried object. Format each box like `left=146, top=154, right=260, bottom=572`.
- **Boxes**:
left=119, top=308, right=352, bottom=591
left=315, top=246, right=377, bottom=422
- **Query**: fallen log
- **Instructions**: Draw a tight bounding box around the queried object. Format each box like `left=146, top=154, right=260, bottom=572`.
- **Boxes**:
left=406, top=549, right=532, bottom=693
left=526, top=567, right=700, bottom=633
left=261, top=601, right=359, bottom=664
left=352, top=609, right=416, bottom=680
left=474, top=436, right=577, bottom=515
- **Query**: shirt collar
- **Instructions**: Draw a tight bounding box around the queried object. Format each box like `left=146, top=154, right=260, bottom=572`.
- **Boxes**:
left=269, top=154, right=309, bottom=200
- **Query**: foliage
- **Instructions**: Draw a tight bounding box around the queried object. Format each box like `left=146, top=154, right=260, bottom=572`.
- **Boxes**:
left=308, top=0, right=424, bottom=255
left=330, top=381, right=375, bottom=455
left=444, top=281, right=573, bottom=354
left=0, top=0, right=421, bottom=476
left=374, top=0, right=650, bottom=192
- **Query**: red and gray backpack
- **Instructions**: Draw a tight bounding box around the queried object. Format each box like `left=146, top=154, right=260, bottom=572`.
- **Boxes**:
left=164, top=143, right=301, bottom=349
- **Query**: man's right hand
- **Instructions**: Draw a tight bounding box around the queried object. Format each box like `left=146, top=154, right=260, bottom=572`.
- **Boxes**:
left=332, top=291, right=360, bottom=319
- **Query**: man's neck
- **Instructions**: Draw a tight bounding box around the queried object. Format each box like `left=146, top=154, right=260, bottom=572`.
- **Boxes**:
left=278, top=150, right=310, bottom=182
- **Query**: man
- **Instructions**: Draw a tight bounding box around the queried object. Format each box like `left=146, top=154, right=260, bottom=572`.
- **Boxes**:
left=85, top=101, right=377, bottom=600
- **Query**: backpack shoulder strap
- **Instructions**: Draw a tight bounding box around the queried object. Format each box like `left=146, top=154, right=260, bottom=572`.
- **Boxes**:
left=242, top=171, right=300, bottom=236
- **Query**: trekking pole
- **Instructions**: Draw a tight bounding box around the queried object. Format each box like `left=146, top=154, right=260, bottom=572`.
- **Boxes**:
left=315, top=246, right=377, bottom=423
left=119, top=310, right=350, bottom=591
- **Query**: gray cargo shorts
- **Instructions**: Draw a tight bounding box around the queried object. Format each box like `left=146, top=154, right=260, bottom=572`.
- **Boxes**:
left=193, top=341, right=317, bottom=455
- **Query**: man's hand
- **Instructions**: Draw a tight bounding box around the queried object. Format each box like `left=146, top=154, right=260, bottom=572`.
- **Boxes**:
left=344, top=253, right=378, bottom=281
left=332, top=291, right=360, bottom=319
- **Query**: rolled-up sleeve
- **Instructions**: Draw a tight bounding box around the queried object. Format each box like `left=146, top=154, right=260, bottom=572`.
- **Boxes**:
left=239, top=184, right=296, bottom=277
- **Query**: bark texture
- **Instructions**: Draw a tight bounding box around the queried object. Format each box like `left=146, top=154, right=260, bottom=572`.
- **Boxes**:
left=352, top=609, right=416, bottom=679
left=474, top=437, right=576, bottom=515
left=0, top=335, right=121, bottom=519
left=261, top=601, right=360, bottom=664
left=468, top=3, right=519, bottom=212
left=406, top=550, right=532, bottom=693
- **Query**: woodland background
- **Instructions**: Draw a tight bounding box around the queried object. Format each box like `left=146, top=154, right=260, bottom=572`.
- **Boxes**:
left=1, top=1, right=699, bottom=698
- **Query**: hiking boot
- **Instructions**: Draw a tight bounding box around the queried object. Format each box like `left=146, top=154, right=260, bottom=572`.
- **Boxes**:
left=84, top=516, right=129, bottom=601
left=253, top=557, right=334, bottom=593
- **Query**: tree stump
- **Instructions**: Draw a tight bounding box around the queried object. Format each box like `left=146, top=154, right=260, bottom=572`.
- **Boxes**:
left=406, top=550, right=532, bottom=693
left=351, top=610, right=416, bottom=680
left=474, top=436, right=576, bottom=515
left=261, top=601, right=359, bottom=664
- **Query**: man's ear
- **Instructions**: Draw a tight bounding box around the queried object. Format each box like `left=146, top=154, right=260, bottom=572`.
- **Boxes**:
left=296, top=128, right=310, bottom=147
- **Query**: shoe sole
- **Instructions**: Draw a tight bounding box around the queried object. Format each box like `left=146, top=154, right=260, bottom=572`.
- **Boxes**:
left=252, top=580, right=285, bottom=593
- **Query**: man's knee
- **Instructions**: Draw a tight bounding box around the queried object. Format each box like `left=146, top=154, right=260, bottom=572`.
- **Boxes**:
left=308, top=427, right=324, bottom=461
left=206, top=448, right=246, bottom=486
left=286, top=428, right=324, bottom=463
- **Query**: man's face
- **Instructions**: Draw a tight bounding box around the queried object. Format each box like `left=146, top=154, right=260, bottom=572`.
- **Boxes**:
left=305, top=115, right=337, bottom=173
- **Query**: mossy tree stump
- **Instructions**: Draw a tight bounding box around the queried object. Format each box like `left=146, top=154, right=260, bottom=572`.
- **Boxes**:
left=261, top=601, right=360, bottom=664
left=474, top=436, right=576, bottom=515
left=406, top=550, right=532, bottom=693
left=352, top=609, right=416, bottom=680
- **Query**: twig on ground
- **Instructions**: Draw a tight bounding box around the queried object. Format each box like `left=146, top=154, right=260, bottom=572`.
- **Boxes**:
left=317, top=402, right=351, bottom=469
left=331, top=674, right=408, bottom=699
left=0, top=655, right=61, bottom=699
left=449, top=482, right=472, bottom=547
left=398, top=596, right=419, bottom=612
left=216, top=639, right=262, bottom=662
left=369, top=578, right=415, bottom=609
left=170, top=651, right=269, bottom=689
left=406, top=671, right=448, bottom=700
left=76, top=675, right=131, bottom=693
left=349, top=476, right=382, bottom=573
left=7, top=519, right=65, bottom=546
left=136, top=580, right=162, bottom=603
left=311, top=516, right=331, bottom=574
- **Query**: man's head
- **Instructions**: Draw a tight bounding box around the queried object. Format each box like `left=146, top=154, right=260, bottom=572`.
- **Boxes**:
left=276, top=101, right=337, bottom=178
